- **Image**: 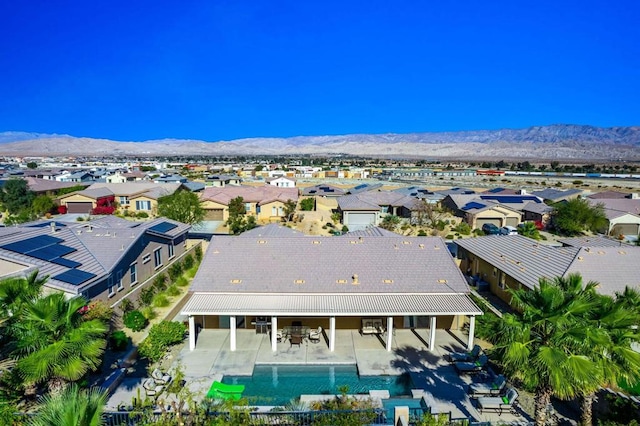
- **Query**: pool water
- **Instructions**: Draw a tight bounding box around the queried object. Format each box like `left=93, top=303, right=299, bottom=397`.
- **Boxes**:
left=221, top=365, right=413, bottom=406
left=381, top=397, right=428, bottom=420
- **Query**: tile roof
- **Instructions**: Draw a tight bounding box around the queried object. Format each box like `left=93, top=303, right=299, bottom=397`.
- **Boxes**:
left=348, top=183, right=383, bottom=194
left=200, top=185, right=298, bottom=205
left=87, top=182, right=182, bottom=197
left=338, top=191, right=418, bottom=211
left=301, top=184, right=346, bottom=196
left=521, top=201, right=554, bottom=214
left=240, top=224, right=304, bottom=237
left=25, top=177, right=89, bottom=193
left=566, top=247, right=640, bottom=296
left=530, top=188, right=582, bottom=201
left=558, top=236, right=629, bottom=248
left=587, top=190, right=633, bottom=199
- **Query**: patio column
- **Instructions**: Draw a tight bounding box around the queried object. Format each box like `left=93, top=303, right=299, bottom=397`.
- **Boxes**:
left=329, top=316, right=336, bottom=352
left=188, top=315, right=196, bottom=351
left=428, top=316, right=437, bottom=350
left=386, top=316, right=393, bottom=352
left=230, top=315, right=237, bottom=351
left=467, top=315, right=476, bottom=350
left=271, top=316, right=278, bottom=352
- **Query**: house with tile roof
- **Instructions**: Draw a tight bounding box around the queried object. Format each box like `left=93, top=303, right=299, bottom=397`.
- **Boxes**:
left=181, top=226, right=481, bottom=353
left=530, top=188, right=583, bottom=203
left=441, top=194, right=528, bottom=229
left=586, top=198, right=640, bottom=239
left=0, top=216, right=190, bottom=305
left=199, top=185, right=298, bottom=223
left=455, top=235, right=640, bottom=305
left=205, top=174, right=242, bottom=187
left=337, top=191, right=419, bottom=231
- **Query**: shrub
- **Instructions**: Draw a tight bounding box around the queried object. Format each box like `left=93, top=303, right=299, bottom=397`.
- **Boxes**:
left=136, top=211, right=149, bottom=218
left=166, top=285, right=181, bottom=296
left=168, top=262, right=183, bottom=281
left=123, top=310, right=148, bottom=332
left=138, top=320, right=187, bottom=362
left=417, top=230, right=427, bottom=236
left=119, top=298, right=134, bottom=314
left=139, top=286, right=156, bottom=306
left=152, top=294, right=170, bottom=308
left=194, top=245, right=203, bottom=262
left=110, top=330, right=130, bottom=351
left=341, top=225, right=349, bottom=233
left=81, top=300, right=114, bottom=324
left=153, top=274, right=167, bottom=292
left=453, top=222, right=471, bottom=235
left=76, top=216, right=84, bottom=222
left=445, top=234, right=455, bottom=239
left=176, top=276, right=189, bottom=287
left=141, top=306, right=157, bottom=320
left=182, top=254, right=194, bottom=271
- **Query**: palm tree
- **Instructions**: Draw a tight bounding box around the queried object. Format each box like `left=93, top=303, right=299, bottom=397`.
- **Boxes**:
left=490, top=274, right=601, bottom=426
left=28, top=384, right=107, bottom=426
left=516, top=222, right=540, bottom=240
left=11, top=294, right=108, bottom=394
left=0, top=270, right=48, bottom=317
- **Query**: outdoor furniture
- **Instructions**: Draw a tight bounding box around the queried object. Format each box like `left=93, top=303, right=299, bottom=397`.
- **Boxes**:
left=309, top=326, right=322, bottom=343
left=454, top=354, right=488, bottom=374
left=275, top=329, right=284, bottom=342
left=361, top=318, right=384, bottom=335
left=468, top=374, right=506, bottom=397
left=477, top=387, right=519, bottom=415
left=448, top=344, right=481, bottom=363
left=206, top=381, right=245, bottom=400
left=151, top=368, right=171, bottom=384
left=143, top=378, right=165, bottom=398
left=290, top=334, right=303, bottom=347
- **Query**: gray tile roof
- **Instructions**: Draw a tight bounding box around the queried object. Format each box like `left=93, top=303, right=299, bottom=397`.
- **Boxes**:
left=521, top=201, right=554, bottom=214
left=343, top=227, right=399, bottom=237
left=240, top=224, right=304, bottom=238
left=566, top=247, right=640, bottom=296
left=87, top=182, right=182, bottom=197
left=338, top=191, right=418, bottom=211
left=558, top=236, right=629, bottom=248
left=301, top=184, right=346, bottom=196
left=78, top=187, right=114, bottom=199
left=531, top=188, right=582, bottom=201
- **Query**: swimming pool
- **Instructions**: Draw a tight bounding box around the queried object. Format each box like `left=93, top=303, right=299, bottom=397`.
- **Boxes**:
left=221, top=365, right=413, bottom=406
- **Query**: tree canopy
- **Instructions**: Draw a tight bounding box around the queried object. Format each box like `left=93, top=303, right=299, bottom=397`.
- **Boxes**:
left=0, top=179, right=34, bottom=215
left=552, top=198, right=608, bottom=236
left=226, top=196, right=257, bottom=235
left=157, top=190, right=204, bottom=225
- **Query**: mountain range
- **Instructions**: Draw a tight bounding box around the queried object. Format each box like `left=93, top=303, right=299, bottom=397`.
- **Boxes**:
left=0, top=125, right=638, bottom=161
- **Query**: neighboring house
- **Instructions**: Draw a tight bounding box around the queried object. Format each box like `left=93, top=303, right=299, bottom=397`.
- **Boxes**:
left=24, top=177, right=90, bottom=196
left=530, top=188, right=583, bottom=203
left=393, top=186, right=444, bottom=204
left=455, top=235, right=640, bottom=305
left=0, top=216, right=190, bottom=305
left=154, top=174, right=188, bottom=184
left=206, top=174, right=242, bottom=187
left=56, top=187, right=115, bottom=214
left=106, top=171, right=147, bottom=183
left=337, top=191, right=418, bottom=231
left=181, top=225, right=481, bottom=352
left=57, top=171, right=94, bottom=183
left=433, top=187, right=476, bottom=197
left=587, top=198, right=640, bottom=238
left=199, top=185, right=299, bottom=222
left=520, top=201, right=554, bottom=227
left=82, top=182, right=182, bottom=215
left=301, top=184, right=346, bottom=198
left=347, top=183, right=384, bottom=194
left=441, top=194, right=529, bottom=229
left=587, top=190, right=637, bottom=200
left=266, top=176, right=296, bottom=188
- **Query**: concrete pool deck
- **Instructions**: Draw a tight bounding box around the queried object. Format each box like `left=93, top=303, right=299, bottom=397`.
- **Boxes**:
left=107, top=328, right=532, bottom=424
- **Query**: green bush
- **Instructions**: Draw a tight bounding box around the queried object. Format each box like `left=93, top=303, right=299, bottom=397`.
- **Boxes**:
left=139, top=286, right=156, bottom=306
left=136, top=211, right=149, bottom=218
left=168, top=261, right=183, bottom=281
left=152, top=294, right=170, bottom=308
left=176, top=276, right=189, bottom=287
left=138, top=320, right=187, bottom=362
left=300, top=198, right=315, bottom=211
left=417, top=230, right=427, bottom=236
left=110, top=330, right=130, bottom=351
left=194, top=245, right=203, bottom=262
left=153, top=274, right=167, bottom=292
left=141, top=306, right=157, bottom=320
left=166, top=285, right=181, bottom=296
left=123, top=310, right=148, bottom=332
left=119, top=298, right=134, bottom=314
left=182, top=254, right=194, bottom=270
left=453, top=222, right=471, bottom=235
left=445, top=234, right=455, bottom=240
left=341, top=225, right=349, bottom=233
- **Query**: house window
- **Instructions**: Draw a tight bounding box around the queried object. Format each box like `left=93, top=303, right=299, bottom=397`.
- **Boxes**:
left=136, top=200, right=151, bottom=210
left=278, top=206, right=284, bottom=216
left=272, top=206, right=277, bottom=216
left=116, top=271, right=123, bottom=291
left=142, top=254, right=151, bottom=264
left=499, top=272, right=506, bottom=290
left=119, top=196, right=129, bottom=206
left=108, top=276, right=115, bottom=297
left=244, top=203, right=251, bottom=212
left=168, top=243, right=175, bottom=259
left=130, top=263, right=138, bottom=285
left=154, top=248, right=162, bottom=268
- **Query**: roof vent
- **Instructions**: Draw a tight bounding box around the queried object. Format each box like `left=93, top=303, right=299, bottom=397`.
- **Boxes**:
left=402, top=240, right=411, bottom=245
left=434, top=245, right=440, bottom=250
left=585, top=248, right=591, bottom=252
left=437, top=279, right=447, bottom=284
left=350, top=240, right=357, bottom=244
left=50, top=222, right=56, bottom=233
left=618, top=250, right=626, bottom=255
left=418, top=244, right=424, bottom=249
left=352, top=274, right=359, bottom=285
left=294, top=279, right=305, bottom=284
left=577, top=256, right=584, bottom=261
left=230, top=279, right=242, bottom=284
left=336, top=279, right=347, bottom=284
left=312, top=240, right=321, bottom=245
left=359, top=237, right=363, bottom=243
left=120, top=244, right=124, bottom=251
left=597, top=250, right=605, bottom=255
left=383, top=279, right=393, bottom=284
left=257, top=240, right=267, bottom=244
left=394, top=244, right=398, bottom=250
left=77, top=230, right=82, bottom=235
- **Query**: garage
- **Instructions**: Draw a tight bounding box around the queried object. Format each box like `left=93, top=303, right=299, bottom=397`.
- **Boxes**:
left=66, top=202, right=93, bottom=214
left=204, top=208, right=224, bottom=221
left=505, top=217, right=520, bottom=227
left=345, top=212, right=376, bottom=231
left=476, top=218, right=502, bottom=228
left=610, top=223, right=640, bottom=237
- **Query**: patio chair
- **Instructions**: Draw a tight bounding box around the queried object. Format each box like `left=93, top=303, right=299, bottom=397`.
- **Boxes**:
left=290, top=334, right=303, bottom=347
left=143, top=378, right=165, bottom=398
left=477, top=387, right=519, bottom=415
left=468, top=374, right=506, bottom=397
left=454, top=354, right=488, bottom=374
left=275, top=329, right=284, bottom=342
left=309, top=326, right=322, bottom=343
left=151, top=368, right=171, bottom=385
left=448, top=344, right=481, bottom=363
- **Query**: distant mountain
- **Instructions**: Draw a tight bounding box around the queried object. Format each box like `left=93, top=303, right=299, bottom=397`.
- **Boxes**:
left=0, top=125, right=638, bottom=161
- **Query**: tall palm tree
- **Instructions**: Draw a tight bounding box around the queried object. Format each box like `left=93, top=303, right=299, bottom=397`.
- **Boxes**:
left=0, top=270, right=48, bottom=318
left=28, top=384, right=107, bottom=426
left=491, top=274, right=601, bottom=426
left=11, top=294, right=108, bottom=394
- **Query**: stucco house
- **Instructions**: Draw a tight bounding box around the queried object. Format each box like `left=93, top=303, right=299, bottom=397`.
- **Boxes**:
left=586, top=198, right=640, bottom=238
left=266, top=176, right=296, bottom=188
left=199, top=185, right=298, bottom=222
left=181, top=225, right=481, bottom=353
left=337, top=191, right=419, bottom=231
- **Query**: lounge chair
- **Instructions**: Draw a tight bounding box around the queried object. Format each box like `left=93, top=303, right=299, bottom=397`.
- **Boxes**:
left=290, top=334, right=303, bottom=347
left=477, top=387, right=518, bottom=415
left=468, top=375, right=506, bottom=397
left=151, top=368, right=171, bottom=384
left=206, top=381, right=245, bottom=400
left=448, top=344, right=481, bottom=363
left=454, top=354, right=488, bottom=374
left=143, top=378, right=164, bottom=398
left=309, top=326, right=322, bottom=343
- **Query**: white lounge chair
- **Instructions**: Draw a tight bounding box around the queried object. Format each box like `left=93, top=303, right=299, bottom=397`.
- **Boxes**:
left=468, top=375, right=506, bottom=397
left=151, top=368, right=171, bottom=385
left=477, top=387, right=518, bottom=415
left=448, top=344, right=481, bottom=363
left=309, top=326, right=322, bottom=343
left=454, top=354, right=488, bottom=374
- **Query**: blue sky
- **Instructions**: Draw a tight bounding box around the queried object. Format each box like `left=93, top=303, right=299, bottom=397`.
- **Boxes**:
left=1, top=1, right=638, bottom=141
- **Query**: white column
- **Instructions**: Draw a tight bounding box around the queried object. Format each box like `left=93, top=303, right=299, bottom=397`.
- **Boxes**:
left=386, top=316, right=393, bottom=351
left=271, top=316, right=278, bottom=352
left=429, top=316, right=437, bottom=350
left=329, top=316, right=336, bottom=352
left=188, top=315, right=196, bottom=351
left=230, top=315, right=237, bottom=351
left=467, top=316, right=476, bottom=350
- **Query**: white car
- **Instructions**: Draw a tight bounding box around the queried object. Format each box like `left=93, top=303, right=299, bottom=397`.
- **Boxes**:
left=500, top=226, right=518, bottom=235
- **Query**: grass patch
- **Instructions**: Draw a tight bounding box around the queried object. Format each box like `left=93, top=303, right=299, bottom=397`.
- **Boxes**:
left=141, top=306, right=157, bottom=320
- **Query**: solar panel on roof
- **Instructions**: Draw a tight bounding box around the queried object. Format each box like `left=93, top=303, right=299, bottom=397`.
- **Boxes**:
left=53, top=269, right=96, bottom=286
left=51, top=258, right=82, bottom=268
left=1, top=235, right=64, bottom=254
left=149, top=222, right=178, bottom=233
left=354, top=184, right=367, bottom=190
left=29, top=245, right=76, bottom=261
left=27, top=222, right=67, bottom=228
left=462, top=202, right=486, bottom=210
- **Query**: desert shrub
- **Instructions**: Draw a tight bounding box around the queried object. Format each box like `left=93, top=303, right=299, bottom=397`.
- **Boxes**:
left=453, top=222, right=471, bottom=235
left=300, top=198, right=315, bottom=211
left=176, top=276, right=189, bottom=287
left=152, top=294, right=170, bottom=308
left=445, top=234, right=455, bottom=240
left=81, top=300, right=114, bottom=324
left=153, top=274, right=167, bottom=292
left=138, top=320, right=187, bottom=362
left=417, top=230, right=427, bottom=236
left=139, top=286, right=156, bottom=306
left=110, top=330, right=130, bottom=351
left=168, top=262, right=183, bottom=281
left=182, top=253, right=194, bottom=270
left=76, top=216, right=84, bottom=222
left=341, top=225, right=349, bottom=233
left=123, top=310, right=148, bottom=332
left=325, top=222, right=334, bottom=228
left=141, top=306, right=157, bottom=320
left=194, top=245, right=203, bottom=262
left=136, top=211, right=149, bottom=218
left=166, top=285, right=181, bottom=296
left=119, top=298, right=134, bottom=314
left=435, top=220, right=447, bottom=231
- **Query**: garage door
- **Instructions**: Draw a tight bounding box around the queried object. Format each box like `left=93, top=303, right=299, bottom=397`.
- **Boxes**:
left=611, top=223, right=639, bottom=236
left=66, top=202, right=93, bottom=213
left=346, top=212, right=376, bottom=231
left=204, top=208, right=224, bottom=221
left=505, top=217, right=519, bottom=227
left=476, top=218, right=501, bottom=228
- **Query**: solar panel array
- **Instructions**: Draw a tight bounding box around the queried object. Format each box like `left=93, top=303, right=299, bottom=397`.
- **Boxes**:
left=53, top=269, right=96, bottom=286
left=461, top=201, right=486, bottom=211
left=149, top=222, right=178, bottom=233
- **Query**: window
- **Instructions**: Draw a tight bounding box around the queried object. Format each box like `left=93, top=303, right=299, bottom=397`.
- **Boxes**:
left=108, top=276, right=115, bottom=297
left=136, top=200, right=151, bottom=210
left=142, top=254, right=151, bottom=264
left=499, top=272, right=507, bottom=290
left=244, top=203, right=251, bottom=212
left=154, top=248, right=162, bottom=268
left=119, top=196, right=129, bottom=206
left=116, top=271, right=123, bottom=291
left=168, top=243, right=175, bottom=259
left=272, top=206, right=277, bottom=216
left=130, top=263, right=138, bottom=285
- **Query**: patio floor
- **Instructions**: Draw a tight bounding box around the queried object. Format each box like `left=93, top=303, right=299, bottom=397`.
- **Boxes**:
left=107, top=328, right=533, bottom=424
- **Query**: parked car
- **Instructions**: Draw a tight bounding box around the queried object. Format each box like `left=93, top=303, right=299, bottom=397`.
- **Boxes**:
left=500, top=226, right=518, bottom=235
left=481, top=223, right=501, bottom=235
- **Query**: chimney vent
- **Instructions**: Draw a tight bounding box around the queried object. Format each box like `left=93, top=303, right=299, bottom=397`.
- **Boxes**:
left=352, top=274, right=359, bottom=285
